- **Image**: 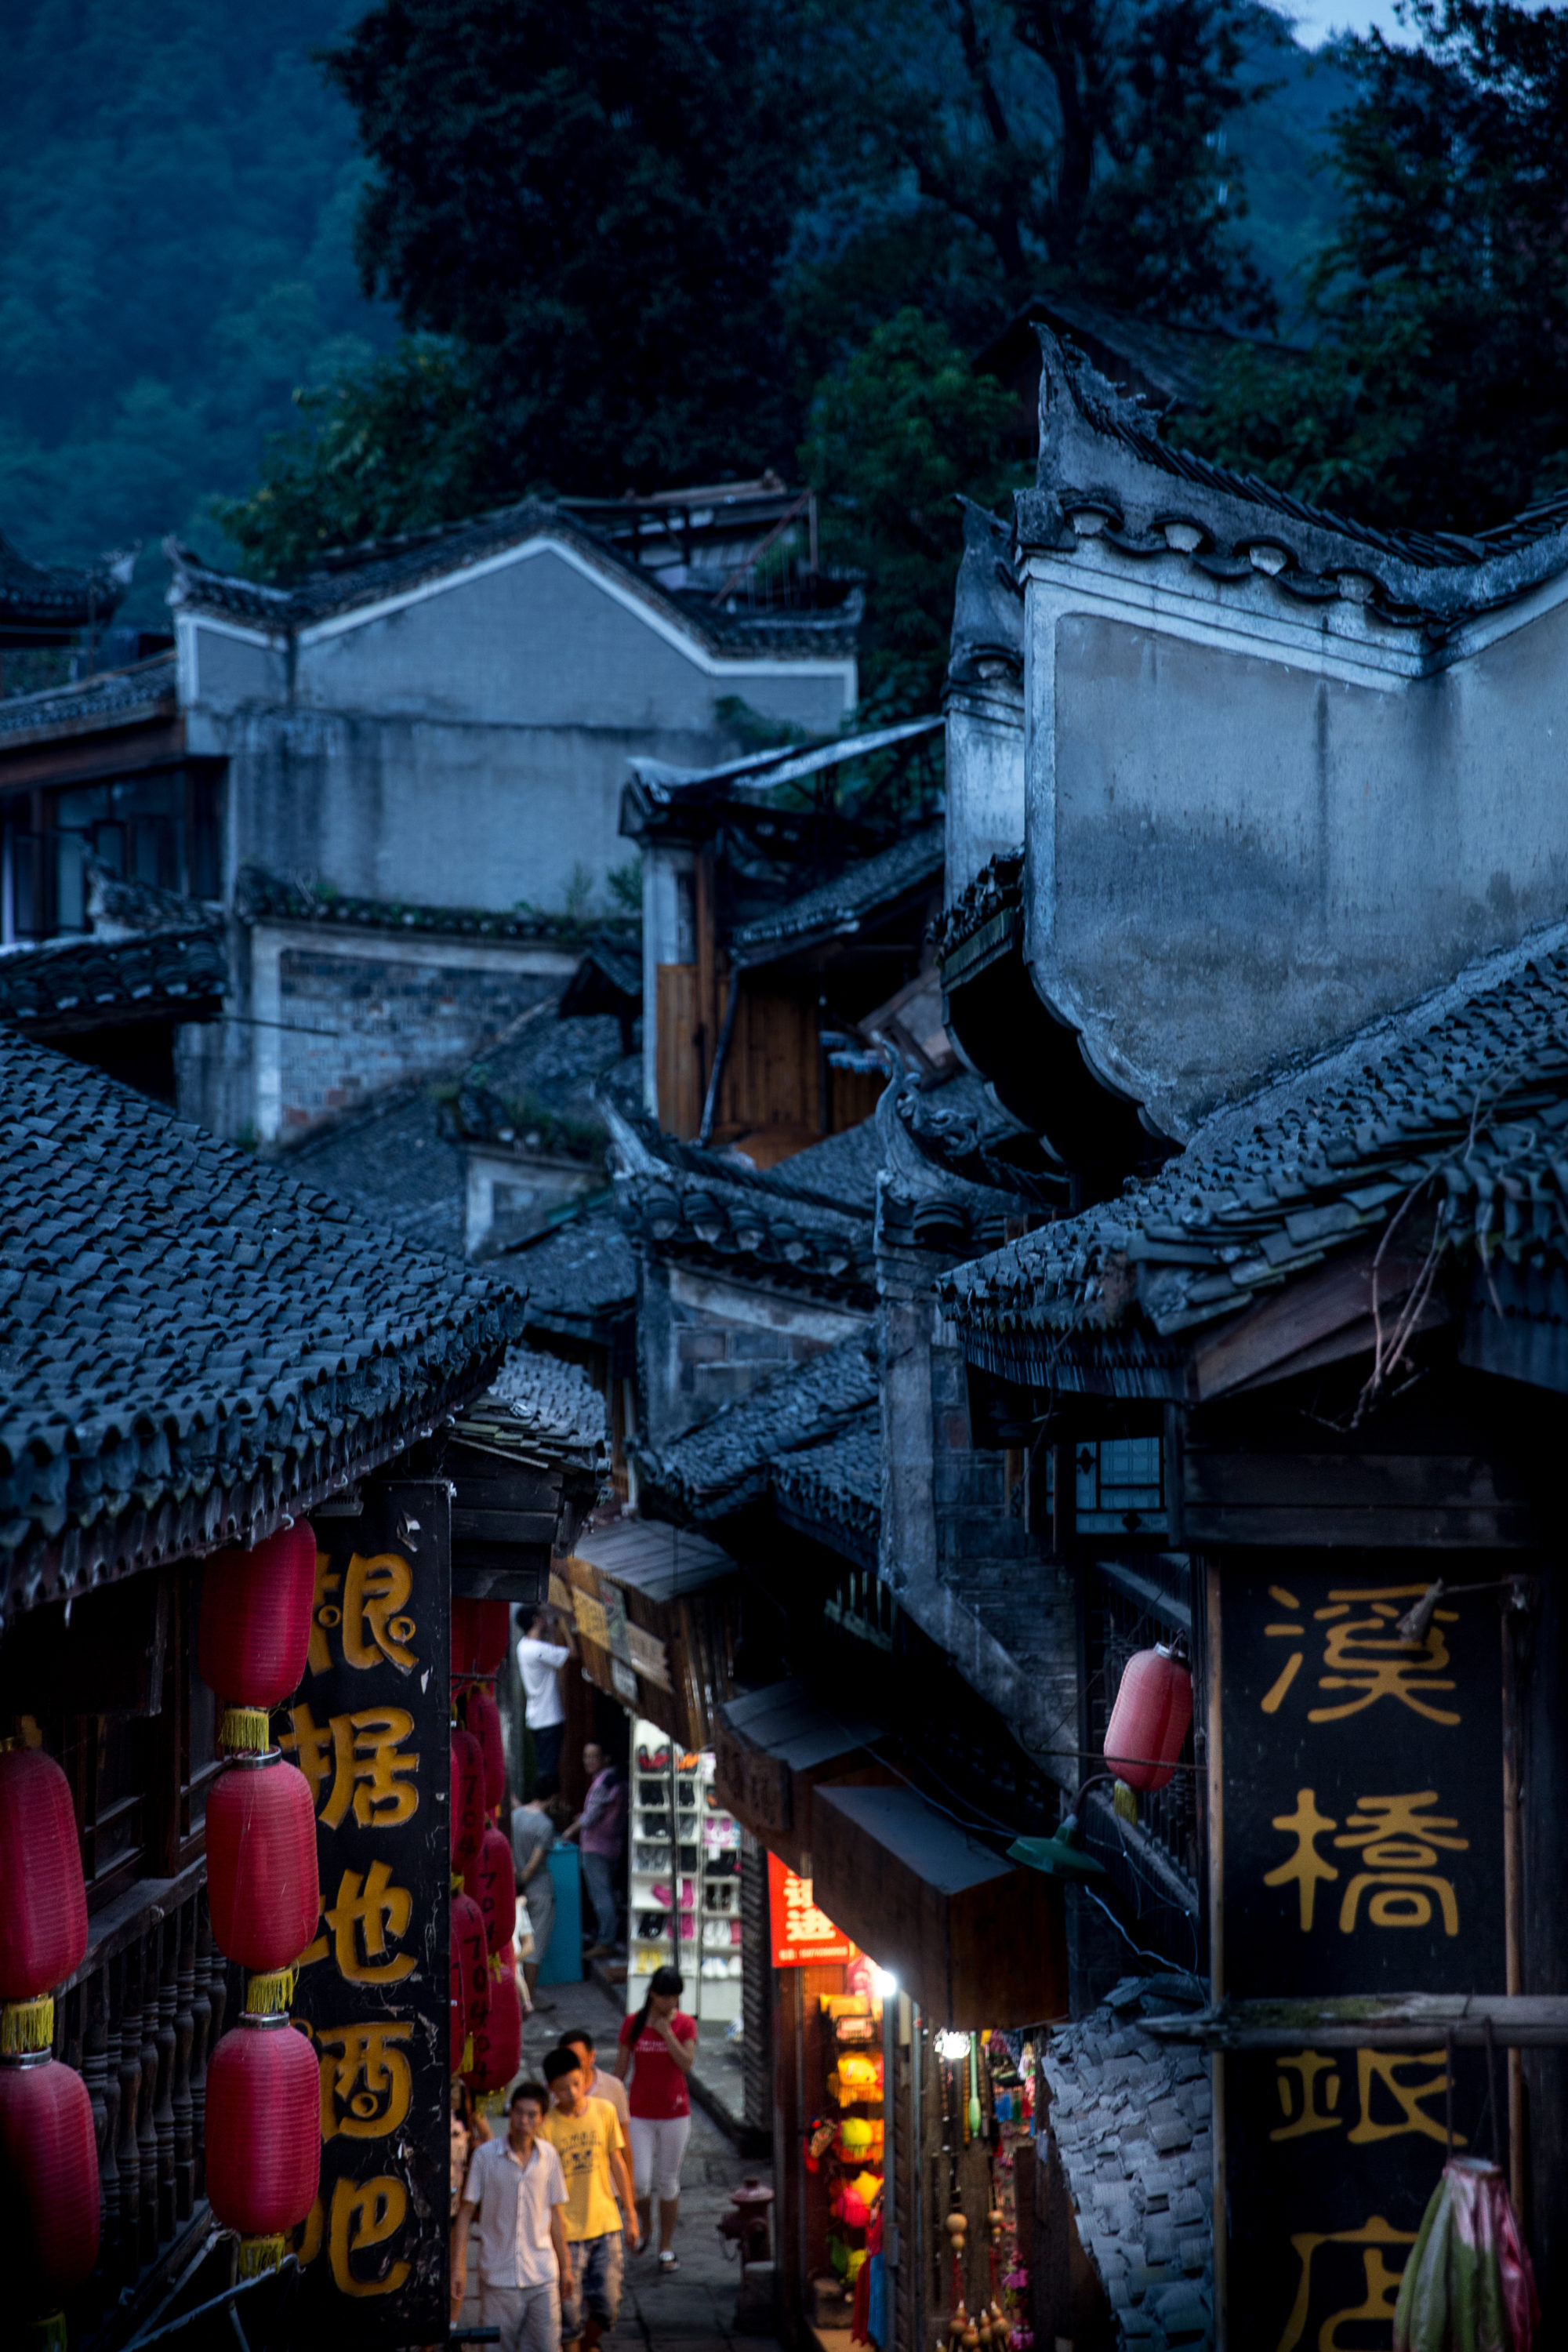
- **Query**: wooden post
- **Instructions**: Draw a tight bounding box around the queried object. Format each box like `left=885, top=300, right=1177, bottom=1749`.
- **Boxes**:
left=1502, top=1599, right=1526, bottom=2213
left=1206, top=1560, right=1226, bottom=2351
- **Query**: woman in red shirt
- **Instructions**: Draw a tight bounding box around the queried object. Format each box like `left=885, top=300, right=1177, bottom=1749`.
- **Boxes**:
left=614, top=1965, right=697, bottom=2270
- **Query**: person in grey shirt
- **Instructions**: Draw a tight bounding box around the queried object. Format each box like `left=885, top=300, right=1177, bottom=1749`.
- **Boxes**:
left=512, top=1780, right=560, bottom=2009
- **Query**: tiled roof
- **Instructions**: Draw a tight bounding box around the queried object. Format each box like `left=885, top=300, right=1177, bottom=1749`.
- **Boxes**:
left=608, top=1106, right=879, bottom=1306
left=238, top=866, right=619, bottom=952
left=1042, top=1975, right=1214, bottom=2348
left=928, top=848, right=1024, bottom=975
left=0, top=653, right=176, bottom=744
left=729, top=822, right=945, bottom=964
left=634, top=1330, right=879, bottom=1524
left=167, top=505, right=858, bottom=659
left=938, top=924, right=1568, bottom=1367
left=0, top=1029, right=524, bottom=1619
left=1021, top=328, right=1568, bottom=633
left=277, top=1083, right=470, bottom=1256
left=501, top=1203, right=637, bottom=1339
left=0, top=533, right=133, bottom=631
left=894, top=1069, right=1061, bottom=1212
left=462, top=1345, right=608, bottom=1468
left=771, top=1409, right=880, bottom=1565
left=0, top=926, right=225, bottom=1039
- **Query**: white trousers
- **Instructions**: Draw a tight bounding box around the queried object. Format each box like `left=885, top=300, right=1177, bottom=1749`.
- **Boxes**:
left=627, top=2112, right=691, bottom=2203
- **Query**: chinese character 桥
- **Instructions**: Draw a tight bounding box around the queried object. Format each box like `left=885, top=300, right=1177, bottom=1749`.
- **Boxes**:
left=1265, top=1788, right=1468, bottom=1936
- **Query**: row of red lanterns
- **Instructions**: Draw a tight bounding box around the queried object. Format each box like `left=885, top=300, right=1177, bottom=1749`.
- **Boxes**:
left=198, top=1521, right=322, bottom=2275
left=449, top=1599, right=522, bottom=2095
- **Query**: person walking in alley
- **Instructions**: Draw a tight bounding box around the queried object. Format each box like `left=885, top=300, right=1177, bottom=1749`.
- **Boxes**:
left=540, top=2042, right=640, bottom=2352
left=516, top=1606, right=573, bottom=1786
left=561, top=2023, right=630, bottom=2138
left=513, top=1777, right=564, bottom=2007
left=561, top=1740, right=626, bottom=1958
left=451, top=2080, right=569, bottom=2352
left=614, top=1965, right=696, bottom=2272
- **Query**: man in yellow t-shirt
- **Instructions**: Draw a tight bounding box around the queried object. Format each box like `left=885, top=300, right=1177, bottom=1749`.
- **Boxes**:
left=539, top=2045, right=640, bottom=2352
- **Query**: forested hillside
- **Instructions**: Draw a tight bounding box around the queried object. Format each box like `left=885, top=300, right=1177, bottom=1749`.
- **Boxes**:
left=0, top=0, right=1345, bottom=626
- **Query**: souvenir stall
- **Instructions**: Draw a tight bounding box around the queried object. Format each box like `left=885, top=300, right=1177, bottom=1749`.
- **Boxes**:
left=626, top=1718, right=743, bottom=2020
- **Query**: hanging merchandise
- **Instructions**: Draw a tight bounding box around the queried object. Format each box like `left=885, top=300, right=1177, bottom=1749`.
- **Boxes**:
left=451, top=1599, right=510, bottom=1681
left=0, top=2051, right=100, bottom=2329
left=205, top=2007, right=321, bottom=2276
left=1103, top=1644, right=1193, bottom=1792
left=462, top=1683, right=506, bottom=1817
left=464, top=1958, right=522, bottom=2096
left=204, top=1751, right=320, bottom=1976
left=464, top=1823, right=517, bottom=1956
left=199, top=1521, right=318, bottom=1750
left=1394, top=2156, right=1539, bottom=2351
left=452, top=1729, right=486, bottom=1870
left=0, top=1747, right=89, bottom=2039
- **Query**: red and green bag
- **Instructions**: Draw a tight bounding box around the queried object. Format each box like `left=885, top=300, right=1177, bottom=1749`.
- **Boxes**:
left=1395, top=2158, right=1540, bottom=2352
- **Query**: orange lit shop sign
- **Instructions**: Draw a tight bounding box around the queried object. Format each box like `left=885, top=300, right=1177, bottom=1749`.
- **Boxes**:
left=768, top=1852, right=859, bottom=1966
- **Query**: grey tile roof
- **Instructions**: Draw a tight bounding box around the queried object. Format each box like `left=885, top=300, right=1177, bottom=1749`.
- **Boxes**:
left=634, top=1330, right=879, bottom=1525
left=278, top=1083, right=470, bottom=1256
left=608, top=1106, right=879, bottom=1306
left=500, top=1204, right=637, bottom=1339
left=929, top=848, right=1024, bottom=975
left=729, top=822, right=945, bottom=964
left=0, top=1029, right=524, bottom=1619
left=465, top=1345, right=608, bottom=1467
left=771, top=1409, right=880, bottom=1565
left=238, top=866, right=622, bottom=953
left=168, top=504, right=858, bottom=659
left=0, top=652, right=176, bottom=743
left=0, top=533, right=133, bottom=632
left=1043, top=1976, right=1214, bottom=2349
left=1020, top=328, right=1568, bottom=632
left=938, top=923, right=1568, bottom=1367
left=0, top=925, right=225, bottom=1039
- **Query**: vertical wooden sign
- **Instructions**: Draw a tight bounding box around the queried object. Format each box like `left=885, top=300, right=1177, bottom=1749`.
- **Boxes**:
left=281, top=1477, right=450, bottom=2343
left=1218, top=1561, right=1507, bottom=2349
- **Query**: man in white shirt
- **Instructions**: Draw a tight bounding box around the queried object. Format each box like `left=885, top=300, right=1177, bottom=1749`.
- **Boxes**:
left=516, top=1607, right=572, bottom=1784
left=452, top=2080, right=569, bottom=2352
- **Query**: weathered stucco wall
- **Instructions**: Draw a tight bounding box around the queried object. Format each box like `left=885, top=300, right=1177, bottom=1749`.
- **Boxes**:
left=637, top=1257, right=866, bottom=1447
left=945, top=682, right=1025, bottom=899
left=1023, top=561, right=1568, bottom=1135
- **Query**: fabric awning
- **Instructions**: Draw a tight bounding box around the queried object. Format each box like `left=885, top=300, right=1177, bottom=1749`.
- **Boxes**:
left=712, top=1679, right=889, bottom=1875
left=811, top=1783, right=1067, bottom=2028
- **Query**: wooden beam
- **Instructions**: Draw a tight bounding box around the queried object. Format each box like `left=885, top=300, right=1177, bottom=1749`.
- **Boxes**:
left=1143, top=1993, right=1568, bottom=2050
left=1180, top=1446, right=1537, bottom=1548
left=1190, top=1236, right=1443, bottom=1400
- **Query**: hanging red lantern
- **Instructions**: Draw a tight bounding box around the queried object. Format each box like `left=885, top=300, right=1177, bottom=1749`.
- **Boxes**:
left=463, top=1684, right=506, bottom=1816
left=200, top=1521, right=318, bottom=1745
left=463, top=1822, right=517, bottom=1956
left=463, top=1960, right=521, bottom=2096
left=452, top=1889, right=489, bottom=2043
left=452, top=1730, right=485, bottom=1870
left=205, top=1753, right=320, bottom=1973
left=0, top=2056, right=100, bottom=2314
left=207, top=2015, right=321, bottom=2267
left=1104, top=1645, right=1193, bottom=1792
left=0, top=1748, right=87, bottom=2016
left=452, top=1598, right=510, bottom=1680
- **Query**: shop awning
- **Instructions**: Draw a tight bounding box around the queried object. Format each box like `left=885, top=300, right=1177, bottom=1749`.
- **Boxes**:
left=811, top=1784, right=1067, bottom=2029
left=567, top=1517, right=741, bottom=1750
left=713, top=1679, right=889, bottom=1875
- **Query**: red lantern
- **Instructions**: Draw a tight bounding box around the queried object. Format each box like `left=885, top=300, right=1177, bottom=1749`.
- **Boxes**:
left=207, top=2016, right=321, bottom=2245
left=452, top=1598, right=510, bottom=1680
left=463, top=1684, right=506, bottom=1816
left=199, top=1520, right=318, bottom=1713
left=463, top=1961, right=521, bottom=2095
left=452, top=1730, right=485, bottom=1870
left=1105, top=1645, right=1193, bottom=1792
left=463, top=1823, right=517, bottom=1956
left=205, top=1754, right=320, bottom=1971
left=0, top=2056, right=100, bottom=2313
left=452, top=1890, right=489, bottom=2041
left=0, top=1748, right=87, bottom=2003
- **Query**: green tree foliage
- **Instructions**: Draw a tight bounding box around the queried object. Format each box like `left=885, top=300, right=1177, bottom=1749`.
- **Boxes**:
left=0, top=0, right=383, bottom=619
left=804, top=312, right=1025, bottom=716
left=1190, top=0, right=1568, bottom=532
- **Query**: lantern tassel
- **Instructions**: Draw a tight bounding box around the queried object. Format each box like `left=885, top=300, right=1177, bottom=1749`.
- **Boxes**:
left=1, top=1994, right=54, bottom=2055
left=237, top=2232, right=289, bottom=2279
left=245, top=1969, right=297, bottom=2018
left=22, top=2315, right=67, bottom=2352
left=462, top=2033, right=475, bottom=2075
left=218, top=1705, right=273, bottom=1756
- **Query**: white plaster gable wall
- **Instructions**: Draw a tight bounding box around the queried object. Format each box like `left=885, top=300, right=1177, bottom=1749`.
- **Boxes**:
left=641, top=844, right=695, bottom=1113
left=1020, top=539, right=1568, bottom=1138
left=945, top=680, right=1025, bottom=901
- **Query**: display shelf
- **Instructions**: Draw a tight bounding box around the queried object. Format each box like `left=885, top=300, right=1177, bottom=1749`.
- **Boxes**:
left=624, top=1719, right=742, bottom=2020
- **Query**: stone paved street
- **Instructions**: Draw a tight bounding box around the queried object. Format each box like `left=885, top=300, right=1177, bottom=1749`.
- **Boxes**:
left=458, top=1980, right=780, bottom=2352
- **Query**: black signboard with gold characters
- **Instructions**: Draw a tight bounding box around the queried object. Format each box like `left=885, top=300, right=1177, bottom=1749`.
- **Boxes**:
left=279, top=1477, right=451, bottom=2344
left=1217, top=1561, right=1508, bottom=2350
